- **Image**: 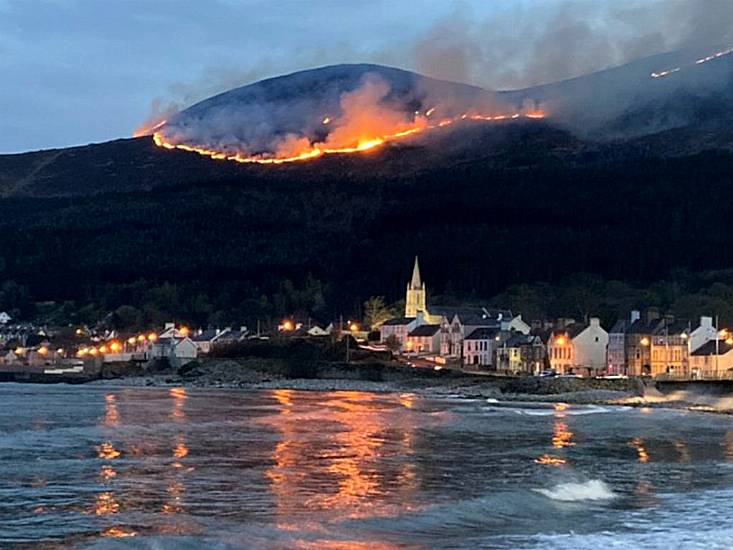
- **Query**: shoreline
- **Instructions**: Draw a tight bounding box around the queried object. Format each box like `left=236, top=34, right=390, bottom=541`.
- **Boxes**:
left=86, top=374, right=733, bottom=415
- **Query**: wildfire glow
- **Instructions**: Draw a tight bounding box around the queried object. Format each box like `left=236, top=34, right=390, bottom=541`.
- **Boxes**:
left=151, top=108, right=545, bottom=165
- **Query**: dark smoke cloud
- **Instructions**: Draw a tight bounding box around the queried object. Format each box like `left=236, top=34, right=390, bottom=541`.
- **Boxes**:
left=412, top=0, right=733, bottom=90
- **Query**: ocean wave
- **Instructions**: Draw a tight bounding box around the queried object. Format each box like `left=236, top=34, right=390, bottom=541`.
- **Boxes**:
left=534, top=480, right=616, bottom=502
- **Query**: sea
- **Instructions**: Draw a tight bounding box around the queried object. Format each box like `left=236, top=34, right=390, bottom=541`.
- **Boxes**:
left=1, top=383, right=733, bottom=549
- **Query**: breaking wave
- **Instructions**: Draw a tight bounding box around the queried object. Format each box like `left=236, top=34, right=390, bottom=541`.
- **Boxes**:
left=535, top=480, right=616, bottom=502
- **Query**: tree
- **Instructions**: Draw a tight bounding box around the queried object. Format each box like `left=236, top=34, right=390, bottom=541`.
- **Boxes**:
left=363, top=296, right=393, bottom=329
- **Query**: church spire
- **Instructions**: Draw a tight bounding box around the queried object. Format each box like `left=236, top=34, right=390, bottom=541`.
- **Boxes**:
left=405, top=255, right=427, bottom=318
left=410, top=256, right=422, bottom=289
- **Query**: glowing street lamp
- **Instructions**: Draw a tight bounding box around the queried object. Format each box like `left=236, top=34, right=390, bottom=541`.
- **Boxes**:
left=640, top=337, right=650, bottom=347
left=349, top=322, right=360, bottom=332
left=148, top=332, right=158, bottom=342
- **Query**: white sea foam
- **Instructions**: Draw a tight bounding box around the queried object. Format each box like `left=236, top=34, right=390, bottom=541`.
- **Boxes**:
left=535, top=480, right=616, bottom=502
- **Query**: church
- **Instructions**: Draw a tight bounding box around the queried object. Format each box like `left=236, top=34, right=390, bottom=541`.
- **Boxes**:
left=404, top=256, right=442, bottom=323
left=380, top=256, right=531, bottom=359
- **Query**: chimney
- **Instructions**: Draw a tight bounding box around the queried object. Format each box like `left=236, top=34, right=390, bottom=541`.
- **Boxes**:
left=165, top=322, right=174, bottom=330
left=590, top=317, right=600, bottom=327
left=630, top=310, right=641, bottom=323
left=700, top=316, right=713, bottom=329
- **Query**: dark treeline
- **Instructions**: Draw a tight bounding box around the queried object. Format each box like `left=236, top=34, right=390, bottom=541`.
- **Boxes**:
left=1, top=141, right=732, bottom=329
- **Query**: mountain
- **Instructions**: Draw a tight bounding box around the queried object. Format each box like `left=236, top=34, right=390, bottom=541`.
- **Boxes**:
left=503, top=44, right=733, bottom=138
left=1, top=55, right=733, bottom=324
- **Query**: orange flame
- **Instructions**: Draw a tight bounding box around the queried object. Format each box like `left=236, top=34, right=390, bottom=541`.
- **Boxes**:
left=151, top=107, right=545, bottom=165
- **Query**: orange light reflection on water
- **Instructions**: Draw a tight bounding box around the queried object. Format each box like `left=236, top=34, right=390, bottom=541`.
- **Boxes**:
left=264, top=390, right=419, bottom=528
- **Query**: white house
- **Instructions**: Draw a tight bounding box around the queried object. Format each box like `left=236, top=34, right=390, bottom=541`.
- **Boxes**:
left=380, top=317, right=421, bottom=347
left=689, top=316, right=717, bottom=353
left=503, top=315, right=531, bottom=335
left=151, top=337, right=198, bottom=366
left=0, top=312, right=11, bottom=325
left=689, top=339, right=733, bottom=378
left=404, top=324, right=441, bottom=354
left=463, top=327, right=501, bottom=367
left=191, top=329, right=231, bottom=354
left=547, top=318, right=608, bottom=375
left=307, top=324, right=332, bottom=337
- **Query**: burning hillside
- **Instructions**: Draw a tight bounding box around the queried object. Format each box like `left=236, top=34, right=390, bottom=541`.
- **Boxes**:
left=136, top=64, right=544, bottom=165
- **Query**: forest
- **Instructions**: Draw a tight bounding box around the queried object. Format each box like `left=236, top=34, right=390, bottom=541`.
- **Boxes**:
left=1, top=127, right=733, bottom=330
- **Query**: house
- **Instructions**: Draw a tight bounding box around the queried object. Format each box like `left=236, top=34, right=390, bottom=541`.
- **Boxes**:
left=689, top=339, right=733, bottom=379
left=159, top=323, right=190, bottom=339
left=307, top=324, right=332, bottom=337
left=191, top=329, right=228, bottom=354
left=547, top=318, right=608, bottom=376
left=463, top=327, right=501, bottom=367
left=625, top=315, right=666, bottom=376
left=648, top=319, right=689, bottom=378
left=607, top=310, right=640, bottom=374
left=689, top=316, right=717, bottom=353
left=625, top=314, right=693, bottom=377
left=404, top=324, right=441, bottom=354
left=496, top=334, right=545, bottom=374
left=380, top=317, right=420, bottom=347
left=212, top=327, right=248, bottom=348
left=0, top=312, right=11, bottom=325
left=500, top=314, right=531, bottom=335
left=151, top=337, right=198, bottom=366
left=436, top=308, right=494, bottom=357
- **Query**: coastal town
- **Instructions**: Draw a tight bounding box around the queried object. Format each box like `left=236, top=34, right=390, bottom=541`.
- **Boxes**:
left=1, top=257, right=732, bottom=383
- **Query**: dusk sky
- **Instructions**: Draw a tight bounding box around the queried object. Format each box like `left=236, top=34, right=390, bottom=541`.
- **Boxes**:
left=1, top=0, right=727, bottom=153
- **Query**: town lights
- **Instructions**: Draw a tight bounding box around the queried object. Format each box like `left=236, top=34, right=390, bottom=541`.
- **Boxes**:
left=137, top=335, right=146, bottom=343
left=349, top=322, right=359, bottom=332
left=147, top=333, right=157, bottom=342
left=640, top=337, right=650, bottom=346
left=38, top=346, right=48, bottom=356
left=555, top=336, right=566, bottom=346
left=127, top=337, right=136, bottom=345
left=179, top=326, right=189, bottom=336
left=280, top=320, right=294, bottom=332
left=109, top=342, right=121, bottom=353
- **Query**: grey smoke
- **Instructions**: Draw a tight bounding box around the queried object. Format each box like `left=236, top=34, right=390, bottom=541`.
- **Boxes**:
left=412, top=0, right=733, bottom=91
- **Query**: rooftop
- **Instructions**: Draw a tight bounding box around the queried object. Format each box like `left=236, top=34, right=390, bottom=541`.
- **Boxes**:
left=408, top=324, right=441, bottom=337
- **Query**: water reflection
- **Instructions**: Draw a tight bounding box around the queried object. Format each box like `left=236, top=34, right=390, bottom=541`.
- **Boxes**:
left=170, top=387, right=187, bottom=421
left=104, top=394, right=119, bottom=427
left=630, top=438, right=649, bottom=463
left=93, top=491, right=119, bottom=516
left=96, top=442, right=121, bottom=460
left=264, top=390, right=420, bottom=526
left=536, top=402, right=574, bottom=466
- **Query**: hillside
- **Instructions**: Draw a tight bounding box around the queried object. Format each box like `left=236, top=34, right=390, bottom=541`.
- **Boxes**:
left=1, top=56, right=733, bottom=326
